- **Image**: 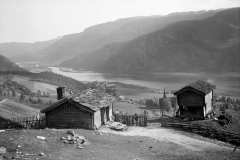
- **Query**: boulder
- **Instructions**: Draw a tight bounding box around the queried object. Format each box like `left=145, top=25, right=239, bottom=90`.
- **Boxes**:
left=67, top=130, right=76, bottom=137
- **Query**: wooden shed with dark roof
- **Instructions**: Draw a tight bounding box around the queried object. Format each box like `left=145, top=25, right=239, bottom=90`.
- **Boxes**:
left=174, top=80, right=216, bottom=119
left=41, top=89, right=115, bottom=129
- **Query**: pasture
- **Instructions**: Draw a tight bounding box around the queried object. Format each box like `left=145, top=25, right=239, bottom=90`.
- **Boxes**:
left=12, top=76, right=59, bottom=96
left=113, top=102, right=149, bottom=115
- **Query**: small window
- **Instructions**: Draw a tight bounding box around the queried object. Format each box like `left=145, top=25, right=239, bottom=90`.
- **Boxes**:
left=64, top=104, right=68, bottom=114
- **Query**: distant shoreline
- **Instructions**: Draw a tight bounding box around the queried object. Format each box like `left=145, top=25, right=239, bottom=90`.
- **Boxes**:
left=59, top=67, right=79, bottom=73
left=54, top=67, right=240, bottom=78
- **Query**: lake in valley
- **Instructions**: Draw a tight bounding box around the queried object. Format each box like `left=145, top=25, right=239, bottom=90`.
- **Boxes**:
left=49, top=67, right=240, bottom=100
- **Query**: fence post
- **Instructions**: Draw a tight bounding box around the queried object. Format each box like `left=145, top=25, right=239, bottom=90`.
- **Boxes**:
left=145, top=116, right=147, bottom=127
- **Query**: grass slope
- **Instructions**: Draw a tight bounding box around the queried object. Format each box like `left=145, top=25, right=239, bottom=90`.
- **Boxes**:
left=0, top=129, right=239, bottom=160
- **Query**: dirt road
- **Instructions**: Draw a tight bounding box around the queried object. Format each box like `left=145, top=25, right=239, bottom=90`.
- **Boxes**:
left=100, top=126, right=236, bottom=152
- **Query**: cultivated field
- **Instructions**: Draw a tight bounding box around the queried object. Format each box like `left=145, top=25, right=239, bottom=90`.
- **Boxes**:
left=12, top=76, right=58, bottom=96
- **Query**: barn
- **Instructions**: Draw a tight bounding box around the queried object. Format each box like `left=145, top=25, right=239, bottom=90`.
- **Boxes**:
left=174, top=80, right=216, bottom=120
left=41, top=88, right=115, bottom=129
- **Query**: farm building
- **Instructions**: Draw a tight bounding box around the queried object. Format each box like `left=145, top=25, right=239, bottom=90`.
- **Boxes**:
left=174, top=80, right=216, bottom=120
left=41, top=88, right=115, bottom=129
left=0, top=99, right=40, bottom=129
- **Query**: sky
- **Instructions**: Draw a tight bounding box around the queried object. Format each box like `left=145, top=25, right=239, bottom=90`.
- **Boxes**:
left=0, top=0, right=239, bottom=43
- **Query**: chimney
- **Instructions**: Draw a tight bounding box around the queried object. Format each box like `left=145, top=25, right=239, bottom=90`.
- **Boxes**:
left=56, top=87, right=65, bottom=100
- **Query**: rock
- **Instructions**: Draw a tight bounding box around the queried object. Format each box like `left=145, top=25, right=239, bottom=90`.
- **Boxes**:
left=77, top=139, right=84, bottom=144
left=82, top=139, right=91, bottom=146
left=37, top=136, right=46, bottom=140
left=71, top=137, right=77, bottom=141
left=39, top=153, right=45, bottom=156
left=64, top=140, right=70, bottom=144
left=77, top=144, right=83, bottom=149
left=0, top=147, right=6, bottom=155
left=61, top=137, right=67, bottom=140
left=67, top=130, right=76, bottom=136
left=13, top=155, right=20, bottom=159
left=67, top=135, right=72, bottom=141
left=77, top=146, right=83, bottom=149
left=77, top=135, right=85, bottom=140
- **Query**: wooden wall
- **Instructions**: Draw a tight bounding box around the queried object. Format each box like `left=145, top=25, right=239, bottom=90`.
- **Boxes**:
left=109, top=103, right=113, bottom=121
left=94, top=110, right=101, bottom=129
left=100, top=107, right=106, bottom=125
left=205, top=90, right=213, bottom=115
left=177, top=90, right=204, bottom=107
left=46, top=101, right=93, bottom=129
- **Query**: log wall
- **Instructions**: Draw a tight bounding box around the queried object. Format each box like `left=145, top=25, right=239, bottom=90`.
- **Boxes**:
left=94, top=110, right=101, bottom=129
left=177, top=90, right=204, bottom=106
left=46, top=101, right=93, bottom=129
left=205, top=91, right=213, bottom=115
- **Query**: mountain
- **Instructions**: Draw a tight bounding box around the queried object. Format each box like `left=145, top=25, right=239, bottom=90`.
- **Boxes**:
left=38, top=10, right=221, bottom=63
left=60, top=8, right=240, bottom=73
left=0, top=37, right=60, bottom=62
left=0, top=54, right=27, bottom=71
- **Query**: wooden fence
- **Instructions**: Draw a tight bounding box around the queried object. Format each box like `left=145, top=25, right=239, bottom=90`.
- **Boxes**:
left=161, top=115, right=240, bottom=146
left=114, top=114, right=147, bottom=127
left=0, top=116, right=46, bottom=129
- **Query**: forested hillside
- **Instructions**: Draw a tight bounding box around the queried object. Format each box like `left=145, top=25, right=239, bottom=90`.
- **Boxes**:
left=0, top=54, right=26, bottom=72
left=0, top=38, right=60, bottom=62
left=60, top=8, right=240, bottom=73
left=37, top=9, right=220, bottom=62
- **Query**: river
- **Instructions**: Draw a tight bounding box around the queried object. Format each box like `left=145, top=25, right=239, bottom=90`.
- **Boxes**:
left=49, top=67, right=240, bottom=99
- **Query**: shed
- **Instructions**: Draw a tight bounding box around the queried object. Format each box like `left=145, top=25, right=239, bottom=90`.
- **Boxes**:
left=174, top=80, right=216, bottom=119
left=41, top=89, right=115, bottom=129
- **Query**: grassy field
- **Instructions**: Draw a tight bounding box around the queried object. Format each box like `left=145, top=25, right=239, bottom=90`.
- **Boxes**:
left=12, top=76, right=58, bottom=96
left=0, top=95, right=57, bottom=110
left=115, top=84, right=174, bottom=100
left=113, top=102, right=150, bottom=115
left=0, top=128, right=239, bottom=160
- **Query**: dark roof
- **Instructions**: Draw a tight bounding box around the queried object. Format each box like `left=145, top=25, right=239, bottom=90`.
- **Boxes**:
left=174, top=80, right=216, bottom=95
left=0, top=99, right=40, bottom=119
left=41, top=89, right=115, bottom=113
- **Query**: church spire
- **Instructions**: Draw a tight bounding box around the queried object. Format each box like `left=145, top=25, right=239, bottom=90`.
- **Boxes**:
left=163, top=88, right=167, bottom=99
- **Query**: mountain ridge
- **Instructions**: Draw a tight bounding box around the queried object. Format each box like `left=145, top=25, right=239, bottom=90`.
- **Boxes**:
left=59, top=8, right=240, bottom=73
left=0, top=54, right=27, bottom=72
left=39, top=9, right=221, bottom=62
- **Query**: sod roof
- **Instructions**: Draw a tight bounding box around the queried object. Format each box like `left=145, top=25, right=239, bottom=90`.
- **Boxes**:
left=174, top=80, right=216, bottom=95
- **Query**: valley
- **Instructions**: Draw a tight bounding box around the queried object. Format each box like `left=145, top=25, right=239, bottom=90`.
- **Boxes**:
left=0, top=5, right=240, bottom=159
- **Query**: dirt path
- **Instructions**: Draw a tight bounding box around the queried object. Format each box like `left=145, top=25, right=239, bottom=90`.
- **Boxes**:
left=99, top=127, right=235, bottom=152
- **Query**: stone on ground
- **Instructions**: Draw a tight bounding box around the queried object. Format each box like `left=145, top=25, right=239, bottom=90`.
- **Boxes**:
left=0, top=147, right=6, bottom=155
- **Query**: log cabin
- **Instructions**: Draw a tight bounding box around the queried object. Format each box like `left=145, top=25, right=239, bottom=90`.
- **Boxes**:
left=174, top=80, right=216, bottom=120
left=41, top=88, right=115, bottom=129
